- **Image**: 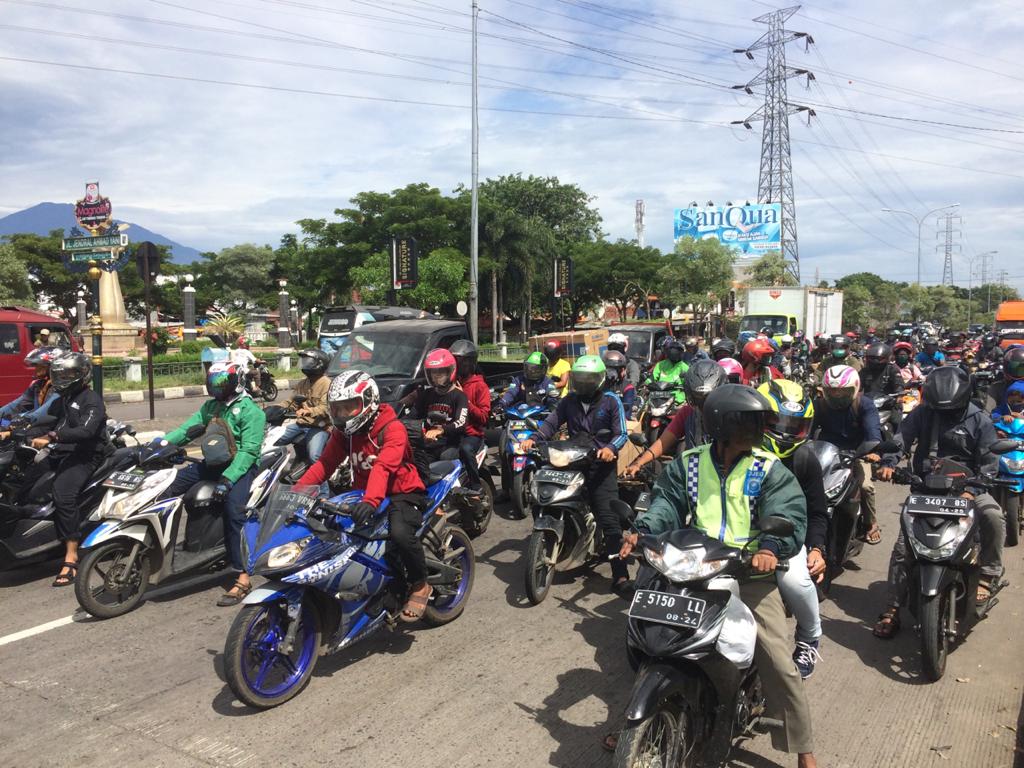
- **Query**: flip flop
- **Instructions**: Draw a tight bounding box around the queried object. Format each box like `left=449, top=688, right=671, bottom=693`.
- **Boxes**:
left=400, top=589, right=432, bottom=623
left=862, top=524, right=882, bottom=545
left=873, top=607, right=900, bottom=639
left=216, top=580, right=252, bottom=607
left=51, top=562, right=77, bottom=588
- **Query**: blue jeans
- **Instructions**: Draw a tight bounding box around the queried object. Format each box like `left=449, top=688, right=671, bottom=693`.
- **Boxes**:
left=459, top=435, right=484, bottom=490
left=161, top=462, right=256, bottom=571
left=275, top=423, right=329, bottom=463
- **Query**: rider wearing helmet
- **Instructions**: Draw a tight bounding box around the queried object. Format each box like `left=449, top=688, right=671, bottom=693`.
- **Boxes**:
left=710, top=337, right=736, bottom=362
left=681, top=336, right=707, bottom=365
left=297, top=370, right=431, bottom=622
left=23, top=352, right=107, bottom=588
left=915, top=337, right=945, bottom=369
left=519, top=356, right=631, bottom=594
left=891, top=341, right=924, bottom=385
left=874, top=366, right=1005, bottom=637
left=620, top=384, right=816, bottom=763
left=622, top=359, right=727, bottom=479
left=981, top=333, right=1002, bottom=364
left=543, top=339, right=571, bottom=396
left=499, top=352, right=560, bottom=412
left=602, top=350, right=635, bottom=413
left=759, top=379, right=826, bottom=678
left=741, top=338, right=782, bottom=388
left=607, top=333, right=641, bottom=384
left=827, top=336, right=862, bottom=372
left=0, top=346, right=66, bottom=425
left=648, top=338, right=689, bottom=403
left=776, top=334, right=797, bottom=377
left=412, top=348, right=469, bottom=476
left=450, top=340, right=490, bottom=493
left=275, top=348, right=332, bottom=462
left=859, top=343, right=902, bottom=398
left=231, top=336, right=265, bottom=394
left=984, top=346, right=1024, bottom=412
left=813, top=364, right=883, bottom=546
left=162, top=362, right=266, bottom=605
left=718, top=357, right=745, bottom=384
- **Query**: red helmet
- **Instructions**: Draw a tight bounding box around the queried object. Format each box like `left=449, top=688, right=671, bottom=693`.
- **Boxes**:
left=845, top=331, right=858, bottom=339
left=741, top=338, right=775, bottom=368
left=237, top=337, right=250, bottom=349
left=543, top=339, right=563, bottom=362
left=892, top=341, right=913, bottom=354
left=424, top=348, right=457, bottom=391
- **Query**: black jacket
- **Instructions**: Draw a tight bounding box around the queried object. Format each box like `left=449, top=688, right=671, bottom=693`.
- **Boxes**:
left=48, top=386, right=106, bottom=456
left=859, top=363, right=903, bottom=397
left=782, top=443, right=829, bottom=552
left=890, top=402, right=998, bottom=482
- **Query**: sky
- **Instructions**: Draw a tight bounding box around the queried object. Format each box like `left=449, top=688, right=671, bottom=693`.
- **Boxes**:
left=1, top=0, right=1022, bottom=290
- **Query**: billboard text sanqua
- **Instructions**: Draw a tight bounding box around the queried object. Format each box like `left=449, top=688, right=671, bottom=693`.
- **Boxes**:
left=673, top=203, right=781, bottom=254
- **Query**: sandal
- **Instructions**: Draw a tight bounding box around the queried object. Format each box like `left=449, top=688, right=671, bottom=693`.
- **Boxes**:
left=400, top=587, right=433, bottom=623
left=601, top=732, right=619, bottom=752
left=52, top=562, right=77, bottom=588
left=873, top=607, right=900, bottom=639
left=976, top=579, right=992, bottom=605
left=217, top=580, right=252, bottom=607
left=861, top=524, right=882, bottom=545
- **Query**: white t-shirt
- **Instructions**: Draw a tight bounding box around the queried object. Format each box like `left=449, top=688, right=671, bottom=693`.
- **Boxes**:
left=231, top=348, right=257, bottom=372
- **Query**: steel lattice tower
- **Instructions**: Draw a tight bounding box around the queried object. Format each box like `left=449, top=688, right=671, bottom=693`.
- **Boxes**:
left=937, top=212, right=961, bottom=287
left=733, top=6, right=815, bottom=283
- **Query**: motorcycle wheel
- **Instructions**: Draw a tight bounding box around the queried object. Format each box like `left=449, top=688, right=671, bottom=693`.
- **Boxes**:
left=422, top=525, right=475, bottom=626
left=1005, top=493, right=1020, bottom=548
left=460, top=480, right=494, bottom=538
left=511, top=470, right=530, bottom=520
left=613, top=704, right=696, bottom=768
left=224, top=599, right=321, bottom=709
left=75, top=540, right=151, bottom=619
left=920, top=587, right=952, bottom=682
left=261, top=382, right=279, bottom=402
left=524, top=529, right=557, bottom=605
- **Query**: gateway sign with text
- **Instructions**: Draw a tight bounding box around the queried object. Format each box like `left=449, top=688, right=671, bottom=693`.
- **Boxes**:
left=673, top=203, right=781, bottom=254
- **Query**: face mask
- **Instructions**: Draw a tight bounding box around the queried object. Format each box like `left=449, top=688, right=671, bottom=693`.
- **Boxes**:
left=895, top=354, right=909, bottom=366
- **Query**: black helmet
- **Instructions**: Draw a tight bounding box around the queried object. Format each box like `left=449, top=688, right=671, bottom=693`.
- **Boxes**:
left=298, top=348, right=329, bottom=377
left=50, top=352, right=92, bottom=393
left=759, top=326, right=775, bottom=338
left=863, top=342, right=891, bottom=371
left=602, top=349, right=627, bottom=386
left=830, top=336, right=849, bottom=360
left=683, top=359, right=727, bottom=409
left=922, top=366, right=972, bottom=412
left=710, top=337, right=736, bottom=361
left=982, top=333, right=998, bottom=349
left=1004, top=347, right=1024, bottom=382
left=664, top=338, right=684, bottom=364
left=449, top=339, right=478, bottom=378
left=702, top=384, right=775, bottom=442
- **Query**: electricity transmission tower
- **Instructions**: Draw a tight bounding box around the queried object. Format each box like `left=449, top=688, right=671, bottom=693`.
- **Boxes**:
left=635, top=199, right=645, bottom=248
left=937, top=212, right=961, bottom=287
left=733, top=5, right=815, bottom=284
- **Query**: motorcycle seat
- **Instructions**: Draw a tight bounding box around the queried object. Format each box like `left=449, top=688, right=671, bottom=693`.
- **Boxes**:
left=88, top=447, right=136, bottom=484
left=257, top=448, right=285, bottom=472
left=428, top=460, right=459, bottom=485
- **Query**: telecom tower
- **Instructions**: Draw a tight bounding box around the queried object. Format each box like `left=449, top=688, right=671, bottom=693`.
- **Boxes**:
left=937, top=212, right=961, bottom=287
left=635, top=199, right=646, bottom=248
left=733, top=5, right=815, bottom=283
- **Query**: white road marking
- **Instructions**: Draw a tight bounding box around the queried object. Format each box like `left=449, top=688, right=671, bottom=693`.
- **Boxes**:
left=0, top=615, right=75, bottom=647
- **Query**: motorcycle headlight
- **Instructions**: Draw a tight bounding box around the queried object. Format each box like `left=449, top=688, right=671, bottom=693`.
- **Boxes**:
left=902, top=509, right=973, bottom=560
left=1003, top=457, right=1024, bottom=472
left=267, top=537, right=313, bottom=568
left=549, top=447, right=586, bottom=467
left=109, top=470, right=176, bottom=519
left=643, top=543, right=729, bottom=582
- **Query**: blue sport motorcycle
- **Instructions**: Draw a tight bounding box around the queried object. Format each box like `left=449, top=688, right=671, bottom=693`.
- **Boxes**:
left=993, top=415, right=1024, bottom=547
left=224, top=462, right=476, bottom=708
left=499, top=402, right=549, bottom=519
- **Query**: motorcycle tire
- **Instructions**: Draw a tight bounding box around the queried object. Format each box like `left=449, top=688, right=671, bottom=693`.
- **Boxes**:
left=524, top=529, right=557, bottom=605
left=261, top=382, right=279, bottom=402
left=613, top=704, right=696, bottom=768
left=224, top=600, right=322, bottom=709
left=511, top=470, right=529, bottom=520
left=422, top=525, right=475, bottom=626
left=920, top=587, right=952, bottom=682
left=75, top=540, right=152, bottom=619
left=1005, top=493, right=1020, bottom=548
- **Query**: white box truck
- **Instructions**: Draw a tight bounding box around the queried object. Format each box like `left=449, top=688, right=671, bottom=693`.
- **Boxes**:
left=737, top=287, right=843, bottom=338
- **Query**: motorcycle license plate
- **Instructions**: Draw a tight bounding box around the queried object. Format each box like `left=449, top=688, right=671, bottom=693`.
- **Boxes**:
left=905, top=495, right=973, bottom=514
left=535, top=468, right=577, bottom=485
left=628, top=590, right=706, bottom=629
left=508, top=420, right=528, bottom=430
left=103, top=470, right=145, bottom=490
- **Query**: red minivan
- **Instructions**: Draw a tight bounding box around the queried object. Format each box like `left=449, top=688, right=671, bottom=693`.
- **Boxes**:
left=0, top=307, right=79, bottom=405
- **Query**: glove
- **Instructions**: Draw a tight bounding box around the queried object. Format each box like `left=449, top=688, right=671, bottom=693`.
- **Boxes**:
left=349, top=502, right=378, bottom=527
left=212, top=478, right=233, bottom=503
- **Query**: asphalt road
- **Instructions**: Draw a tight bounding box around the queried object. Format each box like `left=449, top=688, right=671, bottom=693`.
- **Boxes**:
left=0, top=476, right=1020, bottom=767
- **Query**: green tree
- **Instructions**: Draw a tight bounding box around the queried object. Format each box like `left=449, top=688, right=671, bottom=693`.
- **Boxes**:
left=744, top=251, right=798, bottom=287
left=571, top=239, right=663, bottom=320
left=349, top=247, right=469, bottom=311
left=0, top=243, right=36, bottom=306
left=659, top=237, right=735, bottom=327
left=842, top=284, right=872, bottom=329
left=202, top=243, right=276, bottom=311
left=5, top=230, right=84, bottom=320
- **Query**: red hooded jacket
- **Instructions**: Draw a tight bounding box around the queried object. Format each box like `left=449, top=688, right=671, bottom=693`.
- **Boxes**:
left=297, top=403, right=424, bottom=507
left=460, top=373, right=491, bottom=438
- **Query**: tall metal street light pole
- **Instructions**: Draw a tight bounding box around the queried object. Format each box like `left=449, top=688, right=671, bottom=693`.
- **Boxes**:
left=468, top=0, right=480, bottom=345
left=881, top=203, right=960, bottom=285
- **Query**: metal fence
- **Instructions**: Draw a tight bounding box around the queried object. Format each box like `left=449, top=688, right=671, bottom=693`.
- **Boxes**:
left=102, top=357, right=299, bottom=381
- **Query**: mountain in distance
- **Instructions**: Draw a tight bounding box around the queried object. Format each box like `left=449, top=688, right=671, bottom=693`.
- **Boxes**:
left=0, top=202, right=203, bottom=263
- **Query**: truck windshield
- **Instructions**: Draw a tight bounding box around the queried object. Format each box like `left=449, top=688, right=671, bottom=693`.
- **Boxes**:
left=327, top=330, right=425, bottom=378
left=739, top=315, right=789, bottom=335
left=623, top=331, right=652, bottom=360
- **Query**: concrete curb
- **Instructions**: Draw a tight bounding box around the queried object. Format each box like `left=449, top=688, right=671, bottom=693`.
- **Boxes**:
left=103, top=379, right=293, bottom=404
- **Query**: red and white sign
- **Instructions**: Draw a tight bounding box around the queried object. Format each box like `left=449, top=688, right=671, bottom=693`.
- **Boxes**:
left=768, top=290, right=782, bottom=299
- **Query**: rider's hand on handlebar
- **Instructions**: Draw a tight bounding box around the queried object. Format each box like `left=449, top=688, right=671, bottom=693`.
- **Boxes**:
left=596, top=446, right=617, bottom=463
left=876, top=466, right=894, bottom=481
left=807, top=548, right=826, bottom=583
left=519, top=438, right=535, bottom=452
left=621, top=462, right=641, bottom=479
left=424, top=427, right=443, bottom=442
left=863, top=453, right=881, bottom=463
left=751, top=549, right=778, bottom=573
left=619, top=531, right=639, bottom=559
left=30, top=436, right=50, bottom=449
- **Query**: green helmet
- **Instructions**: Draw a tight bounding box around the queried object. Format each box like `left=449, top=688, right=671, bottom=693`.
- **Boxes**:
left=570, top=355, right=606, bottom=399
left=523, top=351, right=548, bottom=383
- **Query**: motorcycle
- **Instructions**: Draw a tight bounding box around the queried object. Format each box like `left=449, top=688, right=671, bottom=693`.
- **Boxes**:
left=246, top=362, right=278, bottom=402
left=613, top=516, right=795, bottom=768
left=224, top=470, right=475, bottom=708
left=74, top=427, right=294, bottom=618
left=261, top=397, right=348, bottom=491
left=497, top=401, right=550, bottom=520
left=873, top=395, right=899, bottom=441
left=892, top=448, right=1017, bottom=680
left=0, top=418, right=138, bottom=570
left=993, top=416, right=1024, bottom=547
left=640, top=381, right=682, bottom=446
left=522, top=432, right=634, bottom=605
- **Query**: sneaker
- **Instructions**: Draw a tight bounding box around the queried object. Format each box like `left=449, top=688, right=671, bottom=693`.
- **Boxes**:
left=793, top=640, right=822, bottom=680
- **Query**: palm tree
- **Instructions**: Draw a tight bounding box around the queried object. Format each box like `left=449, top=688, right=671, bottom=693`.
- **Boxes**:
left=203, top=310, right=246, bottom=342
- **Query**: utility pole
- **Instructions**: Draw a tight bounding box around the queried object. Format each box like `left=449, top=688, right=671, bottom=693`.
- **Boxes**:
left=881, top=203, right=960, bottom=285
left=937, top=212, right=961, bottom=287
left=732, top=5, right=815, bottom=284
left=976, top=250, right=997, bottom=313
left=468, top=0, right=480, bottom=344
left=634, top=199, right=645, bottom=248
left=997, top=269, right=1009, bottom=307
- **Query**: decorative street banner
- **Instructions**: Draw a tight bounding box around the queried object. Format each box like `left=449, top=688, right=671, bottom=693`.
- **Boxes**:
left=75, top=181, right=113, bottom=233
left=391, top=236, right=418, bottom=290
left=673, top=203, right=782, bottom=254
left=553, top=257, right=573, bottom=298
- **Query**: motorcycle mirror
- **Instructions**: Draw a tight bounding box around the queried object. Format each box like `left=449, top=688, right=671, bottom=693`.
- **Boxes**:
left=185, top=424, right=207, bottom=440
left=989, top=439, right=1020, bottom=455
left=628, top=432, right=648, bottom=447
left=756, top=515, right=795, bottom=538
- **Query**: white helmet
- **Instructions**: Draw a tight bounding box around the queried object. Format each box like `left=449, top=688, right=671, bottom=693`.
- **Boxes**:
left=608, top=332, right=629, bottom=353
left=327, top=370, right=380, bottom=435
left=822, top=364, right=860, bottom=409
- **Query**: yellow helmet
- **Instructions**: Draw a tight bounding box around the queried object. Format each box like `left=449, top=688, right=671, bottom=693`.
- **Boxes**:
left=757, top=379, right=814, bottom=458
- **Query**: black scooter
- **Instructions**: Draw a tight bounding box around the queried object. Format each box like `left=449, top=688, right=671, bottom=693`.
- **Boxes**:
left=614, top=516, right=795, bottom=768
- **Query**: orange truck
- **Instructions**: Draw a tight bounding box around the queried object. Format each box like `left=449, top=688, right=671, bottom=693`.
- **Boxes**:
left=995, top=301, right=1024, bottom=348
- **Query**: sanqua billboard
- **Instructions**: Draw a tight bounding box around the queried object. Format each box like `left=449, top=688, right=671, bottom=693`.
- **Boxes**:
left=673, top=203, right=782, bottom=254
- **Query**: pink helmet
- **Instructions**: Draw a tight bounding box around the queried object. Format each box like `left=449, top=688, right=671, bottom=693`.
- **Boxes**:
left=424, top=348, right=457, bottom=391
left=822, top=364, right=860, bottom=409
left=717, top=357, right=744, bottom=384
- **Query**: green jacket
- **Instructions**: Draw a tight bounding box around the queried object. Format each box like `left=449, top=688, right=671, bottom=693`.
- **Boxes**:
left=649, top=359, right=689, bottom=403
left=635, top=443, right=806, bottom=560
left=164, top=395, right=267, bottom=483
